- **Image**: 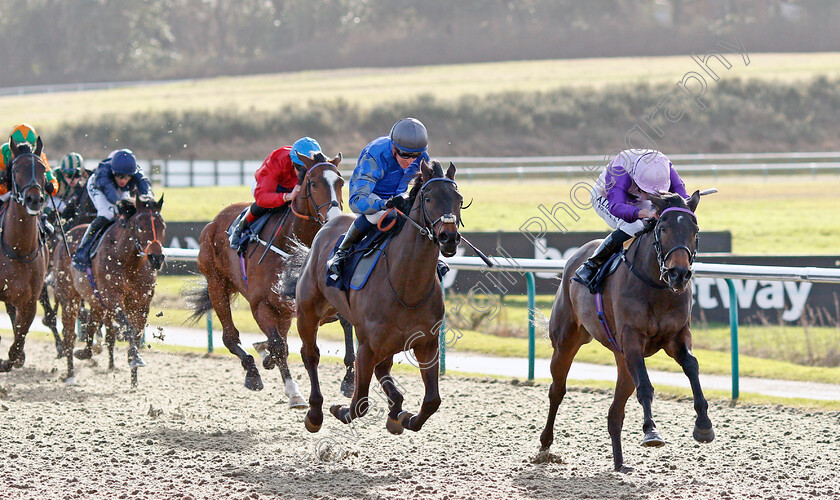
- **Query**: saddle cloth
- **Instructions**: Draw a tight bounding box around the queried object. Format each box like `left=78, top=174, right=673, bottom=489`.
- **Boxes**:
left=326, top=229, right=393, bottom=292
left=227, top=206, right=287, bottom=253
left=589, top=250, right=626, bottom=294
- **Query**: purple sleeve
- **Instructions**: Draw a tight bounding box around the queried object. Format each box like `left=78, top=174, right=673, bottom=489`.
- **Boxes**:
left=668, top=166, right=689, bottom=198
left=605, top=161, right=640, bottom=223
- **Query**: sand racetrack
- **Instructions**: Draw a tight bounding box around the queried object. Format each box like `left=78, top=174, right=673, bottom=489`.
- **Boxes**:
left=1, top=338, right=839, bottom=499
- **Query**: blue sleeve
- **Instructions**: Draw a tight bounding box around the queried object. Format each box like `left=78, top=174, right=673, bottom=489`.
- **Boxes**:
left=132, top=171, right=152, bottom=196
left=349, top=154, right=386, bottom=214
left=95, top=164, right=121, bottom=204
left=396, top=159, right=423, bottom=194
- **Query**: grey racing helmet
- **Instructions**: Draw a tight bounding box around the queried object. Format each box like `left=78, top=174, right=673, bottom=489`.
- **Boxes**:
left=389, top=118, right=428, bottom=154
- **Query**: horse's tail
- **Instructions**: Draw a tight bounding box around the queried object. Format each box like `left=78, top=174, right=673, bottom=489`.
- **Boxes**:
left=181, top=276, right=213, bottom=325
left=275, top=237, right=310, bottom=299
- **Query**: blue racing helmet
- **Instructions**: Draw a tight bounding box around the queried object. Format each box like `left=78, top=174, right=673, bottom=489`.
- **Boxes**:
left=290, top=137, right=322, bottom=167
left=111, top=149, right=137, bottom=175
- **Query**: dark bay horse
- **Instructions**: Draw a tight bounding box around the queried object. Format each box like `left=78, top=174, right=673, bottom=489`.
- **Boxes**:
left=282, top=160, right=461, bottom=434
left=54, top=194, right=166, bottom=387
left=540, top=191, right=714, bottom=472
left=186, top=152, right=347, bottom=408
left=0, top=138, right=50, bottom=372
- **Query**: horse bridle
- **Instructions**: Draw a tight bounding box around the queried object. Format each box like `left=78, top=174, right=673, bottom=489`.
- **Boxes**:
left=652, top=207, right=699, bottom=282
left=387, top=177, right=460, bottom=244
left=8, top=152, right=46, bottom=214
left=128, top=211, right=165, bottom=258
left=290, top=162, right=341, bottom=226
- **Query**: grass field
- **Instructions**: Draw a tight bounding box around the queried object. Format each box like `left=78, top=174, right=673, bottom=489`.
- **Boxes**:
left=4, top=53, right=840, bottom=129
left=159, top=174, right=840, bottom=255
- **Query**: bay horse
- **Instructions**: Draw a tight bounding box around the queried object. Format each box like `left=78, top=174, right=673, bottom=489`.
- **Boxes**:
left=0, top=138, right=50, bottom=372
left=54, top=194, right=166, bottom=387
left=186, top=152, right=348, bottom=408
left=281, top=160, right=461, bottom=434
left=539, top=191, right=714, bottom=472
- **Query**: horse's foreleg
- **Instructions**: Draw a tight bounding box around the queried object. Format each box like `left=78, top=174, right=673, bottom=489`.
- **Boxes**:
left=105, top=319, right=118, bottom=370
left=330, top=343, right=376, bottom=425
left=74, top=306, right=102, bottom=361
left=38, top=284, right=62, bottom=357
left=373, top=356, right=406, bottom=435
left=622, top=330, right=665, bottom=448
left=115, top=306, right=145, bottom=386
left=609, top=354, right=638, bottom=473
left=2, top=300, right=37, bottom=371
left=60, top=297, right=81, bottom=384
left=298, top=312, right=324, bottom=433
left=339, top=315, right=355, bottom=398
left=666, top=335, right=714, bottom=444
left=539, top=327, right=586, bottom=452
left=398, top=341, right=441, bottom=433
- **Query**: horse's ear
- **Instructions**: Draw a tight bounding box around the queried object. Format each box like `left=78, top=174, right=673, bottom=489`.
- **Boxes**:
left=134, top=192, right=141, bottom=206
left=34, top=136, right=43, bottom=156
left=330, top=152, right=342, bottom=167
left=9, top=137, right=19, bottom=157
left=431, top=160, right=444, bottom=178
left=420, top=159, right=433, bottom=182
left=687, top=190, right=700, bottom=212
left=296, top=152, right=313, bottom=169
left=648, top=192, right=667, bottom=214
left=446, top=162, right=456, bottom=180
left=156, top=193, right=165, bottom=211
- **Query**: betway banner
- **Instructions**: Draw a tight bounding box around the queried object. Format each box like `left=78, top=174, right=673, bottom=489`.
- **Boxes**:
left=162, top=224, right=838, bottom=324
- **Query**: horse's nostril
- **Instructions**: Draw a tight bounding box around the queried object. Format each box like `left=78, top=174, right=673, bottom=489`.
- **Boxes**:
left=439, top=232, right=449, bottom=243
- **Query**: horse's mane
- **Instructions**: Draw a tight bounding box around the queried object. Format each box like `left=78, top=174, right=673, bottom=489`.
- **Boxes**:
left=295, top=152, right=328, bottom=184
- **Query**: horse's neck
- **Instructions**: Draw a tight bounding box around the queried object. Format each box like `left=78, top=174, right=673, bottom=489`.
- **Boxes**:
left=286, top=199, right=320, bottom=245
left=3, top=202, right=40, bottom=255
left=112, top=219, right=145, bottom=270
left=384, top=204, right=439, bottom=302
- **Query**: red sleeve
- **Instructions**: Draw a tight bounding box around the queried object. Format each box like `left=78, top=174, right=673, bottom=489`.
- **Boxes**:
left=253, top=147, right=299, bottom=207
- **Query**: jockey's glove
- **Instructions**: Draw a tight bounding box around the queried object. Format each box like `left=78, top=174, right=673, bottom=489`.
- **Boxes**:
left=385, top=193, right=409, bottom=211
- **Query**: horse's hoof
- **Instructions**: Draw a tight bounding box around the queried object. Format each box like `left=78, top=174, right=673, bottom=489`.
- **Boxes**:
left=340, top=379, right=355, bottom=399
left=693, top=425, right=715, bottom=443
left=615, top=464, right=634, bottom=474
left=330, top=404, right=353, bottom=424
left=0, top=360, right=11, bottom=372
left=244, top=375, right=264, bottom=391
left=397, top=411, right=414, bottom=431
left=65, top=376, right=77, bottom=386
left=304, top=413, right=322, bottom=433
left=641, top=430, right=666, bottom=447
left=92, top=343, right=103, bottom=355
left=56, top=349, right=66, bottom=359
left=12, top=354, right=24, bottom=369
left=74, top=349, right=92, bottom=360
left=386, top=417, right=404, bottom=435
left=129, top=356, right=146, bottom=369
left=288, top=395, right=308, bottom=409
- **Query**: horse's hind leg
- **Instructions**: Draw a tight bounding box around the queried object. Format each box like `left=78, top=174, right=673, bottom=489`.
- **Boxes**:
left=60, top=296, right=82, bottom=384
left=75, top=306, right=103, bottom=361
left=665, top=331, right=714, bottom=444
left=253, top=302, right=306, bottom=408
left=622, top=327, right=665, bottom=448
left=339, top=315, right=355, bottom=398
left=539, top=325, right=589, bottom=452
left=39, top=284, right=62, bottom=358
left=609, top=354, right=638, bottom=473
left=209, top=274, right=262, bottom=390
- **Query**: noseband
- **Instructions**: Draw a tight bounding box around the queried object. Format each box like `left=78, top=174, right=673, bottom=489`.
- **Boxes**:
left=290, top=162, right=341, bottom=226
left=652, top=207, right=699, bottom=281
left=9, top=153, right=45, bottom=212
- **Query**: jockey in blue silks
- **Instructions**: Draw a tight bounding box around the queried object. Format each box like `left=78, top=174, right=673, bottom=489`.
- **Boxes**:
left=72, top=149, right=152, bottom=270
left=573, top=149, right=689, bottom=293
left=327, top=117, right=430, bottom=276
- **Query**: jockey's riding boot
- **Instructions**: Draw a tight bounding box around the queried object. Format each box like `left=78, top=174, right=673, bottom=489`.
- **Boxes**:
left=573, top=229, right=632, bottom=293
left=229, top=216, right=249, bottom=251
left=72, top=216, right=108, bottom=271
left=327, top=223, right=366, bottom=277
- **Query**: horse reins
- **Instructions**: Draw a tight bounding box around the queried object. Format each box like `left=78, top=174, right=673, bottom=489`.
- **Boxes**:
left=129, top=211, right=164, bottom=259
left=290, top=162, right=341, bottom=225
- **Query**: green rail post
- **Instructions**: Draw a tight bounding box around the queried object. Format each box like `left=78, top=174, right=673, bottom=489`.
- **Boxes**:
left=725, top=278, right=739, bottom=400
left=206, top=311, right=214, bottom=353
left=526, top=272, right=536, bottom=381
left=440, top=284, right=446, bottom=375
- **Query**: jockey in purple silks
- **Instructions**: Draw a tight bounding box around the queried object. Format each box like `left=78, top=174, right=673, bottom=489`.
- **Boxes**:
left=573, top=149, right=689, bottom=293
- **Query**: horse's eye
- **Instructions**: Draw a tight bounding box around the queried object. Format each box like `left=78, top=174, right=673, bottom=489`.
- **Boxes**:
left=424, top=197, right=431, bottom=203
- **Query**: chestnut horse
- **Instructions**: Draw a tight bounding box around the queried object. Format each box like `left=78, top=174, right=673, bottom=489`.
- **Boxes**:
left=540, top=191, right=714, bottom=472
left=281, top=160, right=461, bottom=435
left=54, top=194, right=166, bottom=387
left=186, top=152, right=346, bottom=408
left=0, top=138, right=50, bottom=372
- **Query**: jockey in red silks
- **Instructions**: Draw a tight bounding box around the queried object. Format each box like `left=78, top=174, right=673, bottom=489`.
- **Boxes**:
left=229, top=137, right=323, bottom=250
left=573, top=149, right=689, bottom=293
